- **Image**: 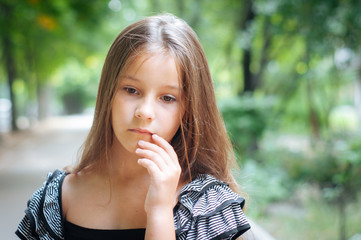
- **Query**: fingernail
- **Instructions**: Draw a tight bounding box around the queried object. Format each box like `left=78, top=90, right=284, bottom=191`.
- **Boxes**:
left=152, top=134, right=158, bottom=138
left=138, top=140, right=145, bottom=146
left=135, top=148, right=141, bottom=153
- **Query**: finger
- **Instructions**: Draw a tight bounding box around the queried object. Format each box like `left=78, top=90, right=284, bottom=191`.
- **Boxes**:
left=135, top=148, right=167, bottom=171
left=137, top=158, right=161, bottom=179
left=151, top=134, right=178, bottom=161
left=138, top=140, right=171, bottom=166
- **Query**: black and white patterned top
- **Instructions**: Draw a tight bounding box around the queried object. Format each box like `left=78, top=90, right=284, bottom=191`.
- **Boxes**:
left=16, top=170, right=250, bottom=240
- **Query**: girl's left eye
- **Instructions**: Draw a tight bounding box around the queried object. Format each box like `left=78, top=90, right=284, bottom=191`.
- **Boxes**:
left=161, top=95, right=176, bottom=102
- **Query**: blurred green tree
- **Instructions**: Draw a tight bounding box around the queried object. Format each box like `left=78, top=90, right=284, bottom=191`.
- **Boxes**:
left=0, top=0, right=108, bottom=129
left=285, top=134, right=361, bottom=240
left=261, top=0, right=361, bottom=138
left=220, top=95, right=272, bottom=159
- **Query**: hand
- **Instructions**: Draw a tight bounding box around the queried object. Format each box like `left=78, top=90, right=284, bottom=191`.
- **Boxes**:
left=136, top=134, right=181, bottom=213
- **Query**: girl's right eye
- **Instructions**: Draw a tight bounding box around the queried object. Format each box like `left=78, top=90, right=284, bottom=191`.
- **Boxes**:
left=123, top=87, right=138, bottom=95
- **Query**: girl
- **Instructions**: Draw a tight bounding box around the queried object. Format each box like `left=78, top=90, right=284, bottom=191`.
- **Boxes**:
left=16, top=13, right=250, bottom=240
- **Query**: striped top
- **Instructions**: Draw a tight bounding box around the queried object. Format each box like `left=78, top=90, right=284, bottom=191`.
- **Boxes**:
left=16, top=170, right=250, bottom=240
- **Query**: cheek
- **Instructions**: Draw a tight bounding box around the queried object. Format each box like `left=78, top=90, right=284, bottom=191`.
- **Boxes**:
left=113, top=98, right=133, bottom=118
left=111, top=101, right=128, bottom=131
left=164, top=111, right=183, bottom=141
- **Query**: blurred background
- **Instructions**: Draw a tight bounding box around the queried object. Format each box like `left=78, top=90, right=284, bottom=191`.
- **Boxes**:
left=1, top=0, right=361, bottom=239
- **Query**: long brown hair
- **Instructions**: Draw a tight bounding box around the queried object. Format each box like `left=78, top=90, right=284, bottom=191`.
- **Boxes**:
left=73, top=13, right=239, bottom=188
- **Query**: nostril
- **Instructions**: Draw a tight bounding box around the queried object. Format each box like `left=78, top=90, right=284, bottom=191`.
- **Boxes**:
left=134, top=103, right=155, bottom=120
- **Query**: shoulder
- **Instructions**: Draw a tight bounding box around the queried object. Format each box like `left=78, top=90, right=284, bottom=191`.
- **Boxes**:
left=61, top=172, right=76, bottom=218
left=62, top=169, right=106, bottom=222
left=174, top=174, right=250, bottom=240
left=61, top=169, right=96, bottom=218
left=16, top=169, right=68, bottom=240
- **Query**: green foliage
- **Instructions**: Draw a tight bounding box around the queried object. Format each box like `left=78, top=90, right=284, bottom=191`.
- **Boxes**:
left=54, top=58, right=100, bottom=114
left=275, top=132, right=361, bottom=205
left=61, top=87, right=87, bottom=114
left=278, top=132, right=361, bottom=205
left=219, top=95, right=273, bottom=157
left=238, top=159, right=292, bottom=211
left=311, top=135, right=361, bottom=203
left=275, top=131, right=361, bottom=239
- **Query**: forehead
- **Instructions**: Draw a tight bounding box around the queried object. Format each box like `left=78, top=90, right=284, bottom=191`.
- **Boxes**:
left=121, top=52, right=182, bottom=87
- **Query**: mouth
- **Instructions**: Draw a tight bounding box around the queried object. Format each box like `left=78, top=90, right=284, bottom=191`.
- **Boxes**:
left=129, top=128, right=153, bottom=135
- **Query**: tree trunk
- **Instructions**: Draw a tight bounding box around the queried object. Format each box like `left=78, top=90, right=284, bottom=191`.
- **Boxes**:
left=1, top=3, right=18, bottom=131
left=304, top=49, right=320, bottom=139
left=37, top=83, right=51, bottom=120
left=242, top=49, right=253, bottom=93
left=254, top=17, right=271, bottom=89
left=238, top=0, right=255, bottom=95
left=306, top=77, right=320, bottom=139
left=338, top=197, right=346, bottom=240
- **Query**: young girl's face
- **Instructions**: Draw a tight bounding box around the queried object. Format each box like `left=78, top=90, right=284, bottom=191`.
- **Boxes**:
left=111, top=52, right=184, bottom=154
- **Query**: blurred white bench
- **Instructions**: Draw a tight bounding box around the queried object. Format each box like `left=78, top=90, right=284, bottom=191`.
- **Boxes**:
left=242, top=218, right=276, bottom=240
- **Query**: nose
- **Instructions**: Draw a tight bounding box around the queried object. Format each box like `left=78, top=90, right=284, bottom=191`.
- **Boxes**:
left=135, top=97, right=155, bottom=120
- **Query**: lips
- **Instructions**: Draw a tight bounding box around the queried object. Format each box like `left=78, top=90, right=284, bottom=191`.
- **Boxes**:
left=129, top=128, right=153, bottom=135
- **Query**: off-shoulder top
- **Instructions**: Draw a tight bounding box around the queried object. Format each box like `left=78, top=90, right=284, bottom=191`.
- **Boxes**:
left=16, top=169, right=250, bottom=240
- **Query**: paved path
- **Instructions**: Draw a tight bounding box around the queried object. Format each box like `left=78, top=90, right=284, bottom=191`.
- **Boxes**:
left=0, top=115, right=91, bottom=239
left=0, top=115, right=274, bottom=240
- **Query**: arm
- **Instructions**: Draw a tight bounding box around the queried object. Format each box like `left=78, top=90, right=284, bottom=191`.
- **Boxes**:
left=136, top=134, right=181, bottom=240
left=145, top=206, right=176, bottom=239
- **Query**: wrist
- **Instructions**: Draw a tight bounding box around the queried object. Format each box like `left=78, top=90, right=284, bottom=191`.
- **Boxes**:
left=145, top=209, right=176, bottom=240
left=146, top=205, right=173, bottom=216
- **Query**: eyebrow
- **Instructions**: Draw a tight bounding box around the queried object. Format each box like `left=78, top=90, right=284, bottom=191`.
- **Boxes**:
left=123, top=75, right=139, bottom=81
left=123, top=75, right=180, bottom=90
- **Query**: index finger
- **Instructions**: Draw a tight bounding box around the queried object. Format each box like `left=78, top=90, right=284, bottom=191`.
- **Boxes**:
left=151, top=134, right=178, bottom=161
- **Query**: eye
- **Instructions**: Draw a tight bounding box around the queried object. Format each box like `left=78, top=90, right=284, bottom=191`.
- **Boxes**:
left=161, top=95, right=176, bottom=103
left=123, top=86, right=138, bottom=95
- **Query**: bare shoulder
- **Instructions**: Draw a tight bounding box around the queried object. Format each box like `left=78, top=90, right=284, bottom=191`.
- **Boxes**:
left=62, top=172, right=80, bottom=196
left=62, top=173, right=78, bottom=218
left=62, top=170, right=97, bottom=218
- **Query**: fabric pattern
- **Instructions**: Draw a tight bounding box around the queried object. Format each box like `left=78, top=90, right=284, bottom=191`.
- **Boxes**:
left=174, top=174, right=250, bottom=240
left=16, top=170, right=250, bottom=240
left=16, top=170, right=68, bottom=240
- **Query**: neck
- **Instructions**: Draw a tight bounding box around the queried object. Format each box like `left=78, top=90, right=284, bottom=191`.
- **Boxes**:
left=108, top=139, right=148, bottom=182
